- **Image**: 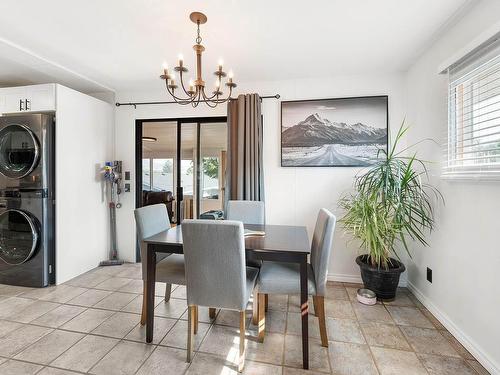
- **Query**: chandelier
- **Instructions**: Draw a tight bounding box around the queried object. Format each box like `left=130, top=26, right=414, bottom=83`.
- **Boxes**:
left=160, top=12, right=237, bottom=108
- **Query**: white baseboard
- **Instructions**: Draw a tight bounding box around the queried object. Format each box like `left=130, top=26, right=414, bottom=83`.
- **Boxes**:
left=407, top=281, right=500, bottom=375
left=327, top=272, right=407, bottom=287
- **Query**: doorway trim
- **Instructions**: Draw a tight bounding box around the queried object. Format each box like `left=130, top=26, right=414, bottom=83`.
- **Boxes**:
left=135, top=116, right=227, bottom=261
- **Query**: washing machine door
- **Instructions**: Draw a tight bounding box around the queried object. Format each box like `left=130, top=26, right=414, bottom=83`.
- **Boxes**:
left=0, top=124, right=40, bottom=179
left=0, top=209, right=39, bottom=265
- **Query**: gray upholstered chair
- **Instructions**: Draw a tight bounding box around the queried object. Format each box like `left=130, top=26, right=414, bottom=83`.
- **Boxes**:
left=182, top=220, right=259, bottom=372
left=226, top=200, right=265, bottom=225
left=134, top=204, right=186, bottom=325
left=256, top=208, right=336, bottom=347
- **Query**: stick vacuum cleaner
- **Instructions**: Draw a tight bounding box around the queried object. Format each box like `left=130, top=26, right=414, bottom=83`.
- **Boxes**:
left=100, top=161, right=124, bottom=266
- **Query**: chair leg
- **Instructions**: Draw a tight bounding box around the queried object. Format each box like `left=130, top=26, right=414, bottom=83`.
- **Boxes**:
left=252, top=292, right=258, bottom=325
left=239, top=310, right=246, bottom=372
left=313, top=296, right=328, bottom=347
left=209, top=307, right=216, bottom=320
left=257, top=293, right=266, bottom=343
left=140, top=282, right=147, bottom=325
left=194, top=305, right=199, bottom=335
left=165, top=283, right=172, bottom=302
left=186, top=305, right=195, bottom=363
left=264, top=294, right=269, bottom=312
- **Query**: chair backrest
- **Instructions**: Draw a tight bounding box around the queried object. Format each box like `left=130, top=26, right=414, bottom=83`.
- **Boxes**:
left=181, top=220, right=247, bottom=311
left=310, top=208, right=336, bottom=296
left=134, top=204, right=171, bottom=277
left=226, top=200, right=265, bottom=225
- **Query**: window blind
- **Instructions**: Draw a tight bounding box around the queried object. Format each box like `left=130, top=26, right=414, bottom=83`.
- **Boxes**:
left=445, top=34, right=500, bottom=179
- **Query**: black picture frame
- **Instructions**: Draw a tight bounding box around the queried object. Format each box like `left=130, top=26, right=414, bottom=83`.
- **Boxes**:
left=280, top=95, right=389, bottom=167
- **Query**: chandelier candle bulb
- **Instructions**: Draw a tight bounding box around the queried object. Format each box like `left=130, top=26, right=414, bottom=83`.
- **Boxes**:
left=178, top=54, right=184, bottom=67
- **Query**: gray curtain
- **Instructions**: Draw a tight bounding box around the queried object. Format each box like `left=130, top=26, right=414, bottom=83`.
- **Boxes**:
left=225, top=93, right=264, bottom=206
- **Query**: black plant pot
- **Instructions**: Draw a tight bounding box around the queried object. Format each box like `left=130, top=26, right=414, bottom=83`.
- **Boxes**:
left=356, top=255, right=406, bottom=300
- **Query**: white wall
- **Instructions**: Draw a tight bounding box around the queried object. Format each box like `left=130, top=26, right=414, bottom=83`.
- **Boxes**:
left=56, top=85, right=114, bottom=283
left=405, top=1, right=500, bottom=373
left=114, top=73, right=406, bottom=283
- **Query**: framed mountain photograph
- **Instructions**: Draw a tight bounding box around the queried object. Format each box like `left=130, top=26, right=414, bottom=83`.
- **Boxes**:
left=281, top=96, right=388, bottom=167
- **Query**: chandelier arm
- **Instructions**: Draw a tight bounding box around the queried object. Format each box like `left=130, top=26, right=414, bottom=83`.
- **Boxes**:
left=179, top=69, right=194, bottom=97
left=201, top=89, right=218, bottom=108
left=165, top=80, right=196, bottom=103
left=217, top=85, right=233, bottom=104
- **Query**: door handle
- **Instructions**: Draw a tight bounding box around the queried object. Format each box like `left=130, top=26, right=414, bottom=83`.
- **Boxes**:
left=19, top=99, right=25, bottom=111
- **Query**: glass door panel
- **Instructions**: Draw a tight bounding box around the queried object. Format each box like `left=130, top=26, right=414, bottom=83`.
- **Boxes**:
left=179, top=123, right=197, bottom=220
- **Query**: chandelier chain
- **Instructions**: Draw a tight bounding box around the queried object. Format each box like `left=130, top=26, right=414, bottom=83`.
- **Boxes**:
left=196, top=21, right=202, bottom=45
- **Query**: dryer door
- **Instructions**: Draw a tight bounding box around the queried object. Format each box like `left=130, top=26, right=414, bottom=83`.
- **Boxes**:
left=0, top=209, right=39, bottom=265
left=0, top=124, right=40, bottom=179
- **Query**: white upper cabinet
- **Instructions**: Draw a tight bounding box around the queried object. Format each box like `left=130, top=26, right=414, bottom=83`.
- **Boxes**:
left=0, top=84, right=56, bottom=114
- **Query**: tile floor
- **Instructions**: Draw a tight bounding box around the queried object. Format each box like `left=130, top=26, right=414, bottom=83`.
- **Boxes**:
left=0, top=263, right=490, bottom=374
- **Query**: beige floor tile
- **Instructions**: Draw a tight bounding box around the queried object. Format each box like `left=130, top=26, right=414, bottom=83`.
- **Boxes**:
left=50, top=334, right=119, bottom=372
left=325, top=284, right=349, bottom=300
left=22, top=285, right=87, bottom=304
left=360, top=322, right=410, bottom=350
left=171, top=285, right=186, bottom=299
left=0, top=320, right=23, bottom=338
left=214, top=309, right=252, bottom=328
left=288, top=295, right=314, bottom=313
left=200, top=324, right=284, bottom=365
left=382, top=292, right=415, bottom=307
left=64, top=272, right=111, bottom=288
left=90, top=266, right=127, bottom=277
left=371, top=346, right=427, bottom=375
left=154, top=282, right=168, bottom=297
left=90, top=340, right=155, bottom=375
left=32, top=305, right=86, bottom=328
left=160, top=319, right=210, bottom=350
left=284, top=334, right=329, bottom=373
left=66, top=289, right=112, bottom=307
left=327, top=318, right=365, bottom=344
left=440, top=330, right=475, bottom=360
left=0, top=297, right=36, bottom=319
left=93, top=291, right=137, bottom=310
left=401, top=326, right=460, bottom=357
left=283, top=367, right=325, bottom=375
left=267, top=294, right=289, bottom=312
left=136, top=346, right=189, bottom=375
left=0, top=324, right=53, bottom=357
left=324, top=299, right=356, bottom=319
left=419, top=308, right=446, bottom=330
left=122, top=295, right=163, bottom=314
left=352, top=303, right=394, bottom=324
left=186, top=352, right=282, bottom=375
left=61, top=308, right=114, bottom=333
left=180, top=306, right=216, bottom=324
left=418, top=353, right=476, bottom=374
left=345, top=286, right=359, bottom=302
left=118, top=279, right=144, bottom=294
left=154, top=298, right=187, bottom=319
left=125, top=316, right=176, bottom=344
left=386, top=306, right=434, bottom=328
left=37, top=367, right=81, bottom=375
left=14, top=329, right=83, bottom=364
left=92, top=311, right=139, bottom=338
left=467, top=360, right=491, bottom=375
left=0, top=285, right=33, bottom=297
left=286, top=312, right=321, bottom=339
left=0, top=359, right=43, bottom=374
left=11, top=300, right=60, bottom=323
left=115, top=267, right=142, bottom=279
left=94, top=277, right=134, bottom=291
left=406, top=292, right=425, bottom=309
left=249, top=310, right=286, bottom=334
left=0, top=357, right=7, bottom=365
left=328, top=341, right=378, bottom=375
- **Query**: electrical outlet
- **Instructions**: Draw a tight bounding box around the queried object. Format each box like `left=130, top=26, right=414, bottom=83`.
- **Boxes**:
left=427, top=267, right=432, bottom=283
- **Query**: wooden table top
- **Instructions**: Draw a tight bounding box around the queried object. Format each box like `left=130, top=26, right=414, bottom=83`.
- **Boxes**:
left=143, top=223, right=311, bottom=255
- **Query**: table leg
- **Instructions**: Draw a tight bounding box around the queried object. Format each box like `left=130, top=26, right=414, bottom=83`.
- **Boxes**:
left=146, top=244, right=156, bottom=343
left=300, top=256, right=309, bottom=370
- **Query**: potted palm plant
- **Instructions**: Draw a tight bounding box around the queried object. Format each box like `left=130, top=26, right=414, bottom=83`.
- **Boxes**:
left=339, top=124, right=443, bottom=300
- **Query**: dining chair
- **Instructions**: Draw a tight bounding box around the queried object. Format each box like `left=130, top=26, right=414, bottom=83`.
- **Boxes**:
left=182, top=219, right=259, bottom=372
left=255, top=208, right=336, bottom=347
left=134, top=203, right=187, bottom=325
left=226, top=199, right=265, bottom=321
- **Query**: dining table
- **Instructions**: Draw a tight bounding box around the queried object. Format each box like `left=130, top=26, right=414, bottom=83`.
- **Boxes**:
left=142, top=223, right=312, bottom=369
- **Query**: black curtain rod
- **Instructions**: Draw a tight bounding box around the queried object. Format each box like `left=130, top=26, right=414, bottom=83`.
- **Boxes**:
left=115, top=94, right=280, bottom=108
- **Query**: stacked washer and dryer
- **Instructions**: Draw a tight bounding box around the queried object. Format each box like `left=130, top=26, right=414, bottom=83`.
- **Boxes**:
left=0, top=114, right=55, bottom=287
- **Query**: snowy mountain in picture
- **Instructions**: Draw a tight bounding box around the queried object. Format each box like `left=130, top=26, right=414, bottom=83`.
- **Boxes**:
left=281, top=97, right=388, bottom=167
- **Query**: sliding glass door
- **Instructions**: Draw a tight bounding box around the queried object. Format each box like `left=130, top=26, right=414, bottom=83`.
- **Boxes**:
left=138, top=117, right=227, bottom=227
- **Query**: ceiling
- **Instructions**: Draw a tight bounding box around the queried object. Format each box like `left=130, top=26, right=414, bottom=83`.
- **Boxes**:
left=0, top=0, right=475, bottom=93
